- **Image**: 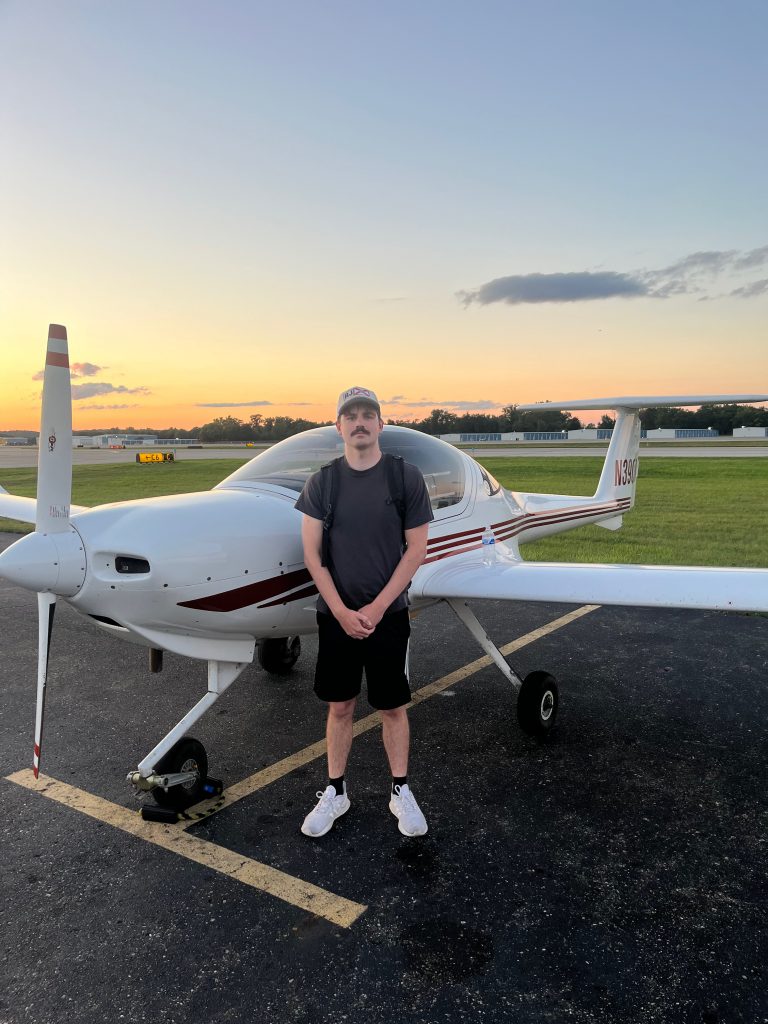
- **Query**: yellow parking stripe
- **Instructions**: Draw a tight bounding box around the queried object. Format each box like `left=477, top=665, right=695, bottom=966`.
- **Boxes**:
left=204, top=604, right=599, bottom=821
left=5, top=770, right=366, bottom=929
left=3, top=605, right=597, bottom=929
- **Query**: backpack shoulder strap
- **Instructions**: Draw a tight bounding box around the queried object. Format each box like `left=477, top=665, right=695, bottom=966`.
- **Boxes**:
left=319, top=458, right=342, bottom=567
left=384, top=453, right=407, bottom=548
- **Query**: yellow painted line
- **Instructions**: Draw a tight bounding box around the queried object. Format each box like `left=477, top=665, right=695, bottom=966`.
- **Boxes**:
left=200, top=604, right=599, bottom=821
left=5, top=769, right=366, bottom=929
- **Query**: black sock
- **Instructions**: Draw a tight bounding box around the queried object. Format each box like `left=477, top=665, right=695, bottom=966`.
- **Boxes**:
left=329, top=775, right=345, bottom=795
left=392, top=775, right=408, bottom=794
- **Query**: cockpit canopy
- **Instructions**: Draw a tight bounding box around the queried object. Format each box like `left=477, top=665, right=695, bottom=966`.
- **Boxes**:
left=218, top=426, right=467, bottom=510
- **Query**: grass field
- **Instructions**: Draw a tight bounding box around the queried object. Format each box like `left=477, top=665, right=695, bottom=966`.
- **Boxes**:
left=0, top=460, right=246, bottom=535
left=457, top=439, right=768, bottom=449
left=479, top=457, right=768, bottom=567
left=1, top=457, right=766, bottom=567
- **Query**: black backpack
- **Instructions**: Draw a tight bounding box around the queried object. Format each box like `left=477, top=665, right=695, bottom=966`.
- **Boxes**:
left=319, top=453, right=407, bottom=567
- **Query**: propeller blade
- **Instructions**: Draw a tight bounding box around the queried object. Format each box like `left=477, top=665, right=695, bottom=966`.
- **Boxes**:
left=37, top=324, right=72, bottom=535
left=34, top=591, right=57, bottom=778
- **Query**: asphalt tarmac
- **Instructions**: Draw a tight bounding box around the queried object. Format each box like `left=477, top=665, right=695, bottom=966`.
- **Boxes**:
left=1, top=532, right=767, bottom=1024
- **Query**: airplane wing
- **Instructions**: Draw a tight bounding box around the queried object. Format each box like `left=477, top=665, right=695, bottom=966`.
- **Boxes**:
left=0, top=488, right=87, bottom=525
left=413, top=557, right=768, bottom=613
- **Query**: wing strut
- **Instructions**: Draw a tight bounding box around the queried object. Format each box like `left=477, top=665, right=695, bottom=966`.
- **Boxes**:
left=446, top=600, right=523, bottom=690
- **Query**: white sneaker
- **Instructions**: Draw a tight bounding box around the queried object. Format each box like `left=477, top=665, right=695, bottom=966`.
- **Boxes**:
left=300, top=785, right=350, bottom=837
left=389, top=784, right=428, bottom=837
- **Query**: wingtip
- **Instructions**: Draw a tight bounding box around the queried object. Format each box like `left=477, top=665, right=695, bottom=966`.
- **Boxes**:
left=48, top=324, right=67, bottom=341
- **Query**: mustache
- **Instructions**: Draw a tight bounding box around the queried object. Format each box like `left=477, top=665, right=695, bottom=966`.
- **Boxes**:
left=352, top=428, right=370, bottom=435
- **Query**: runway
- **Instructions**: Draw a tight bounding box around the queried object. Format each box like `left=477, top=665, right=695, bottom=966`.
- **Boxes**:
left=1, top=442, right=766, bottom=469
left=2, top=531, right=767, bottom=1024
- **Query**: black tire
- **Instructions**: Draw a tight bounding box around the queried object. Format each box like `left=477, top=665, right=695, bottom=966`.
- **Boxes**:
left=517, top=671, right=559, bottom=736
left=152, top=737, right=209, bottom=810
left=258, top=636, right=301, bottom=676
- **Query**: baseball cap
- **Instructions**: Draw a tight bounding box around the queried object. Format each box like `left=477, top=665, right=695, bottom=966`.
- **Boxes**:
left=336, top=386, right=381, bottom=418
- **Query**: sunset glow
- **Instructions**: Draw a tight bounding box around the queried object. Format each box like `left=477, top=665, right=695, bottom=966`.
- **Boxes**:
left=2, top=2, right=766, bottom=431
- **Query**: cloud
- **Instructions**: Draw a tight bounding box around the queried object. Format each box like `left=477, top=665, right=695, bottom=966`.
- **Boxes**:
left=196, top=400, right=275, bottom=408
left=392, top=398, right=501, bottom=410
left=458, top=272, right=646, bottom=306
left=195, top=400, right=315, bottom=408
left=733, top=246, right=768, bottom=271
left=77, top=403, right=140, bottom=410
left=71, top=362, right=103, bottom=377
left=72, top=382, right=151, bottom=400
left=729, top=277, right=768, bottom=299
left=459, top=245, right=768, bottom=307
left=33, top=360, right=105, bottom=381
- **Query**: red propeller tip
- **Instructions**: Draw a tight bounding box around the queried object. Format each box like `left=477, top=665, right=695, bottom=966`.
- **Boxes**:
left=48, top=324, right=67, bottom=341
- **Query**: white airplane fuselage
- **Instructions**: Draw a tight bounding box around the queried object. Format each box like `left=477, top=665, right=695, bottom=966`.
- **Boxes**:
left=47, top=442, right=629, bottom=664
left=65, top=465, right=498, bottom=654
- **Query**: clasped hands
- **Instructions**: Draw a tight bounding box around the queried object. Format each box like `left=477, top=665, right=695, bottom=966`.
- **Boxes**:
left=337, top=603, right=384, bottom=639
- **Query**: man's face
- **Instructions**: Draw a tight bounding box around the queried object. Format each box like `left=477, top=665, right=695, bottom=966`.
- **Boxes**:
left=336, top=403, right=383, bottom=449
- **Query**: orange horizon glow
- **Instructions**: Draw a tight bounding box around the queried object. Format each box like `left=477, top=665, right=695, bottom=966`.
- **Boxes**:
left=2, top=304, right=766, bottom=433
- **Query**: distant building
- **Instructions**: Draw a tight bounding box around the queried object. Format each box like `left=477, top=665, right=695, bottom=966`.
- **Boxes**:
left=39, top=434, right=201, bottom=448
left=42, top=434, right=158, bottom=448
left=644, top=428, right=719, bottom=439
left=441, top=432, right=525, bottom=443
left=732, top=426, right=768, bottom=438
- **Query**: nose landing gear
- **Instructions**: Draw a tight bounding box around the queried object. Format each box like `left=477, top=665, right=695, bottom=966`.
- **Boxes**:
left=151, top=736, right=209, bottom=810
left=127, top=657, right=248, bottom=816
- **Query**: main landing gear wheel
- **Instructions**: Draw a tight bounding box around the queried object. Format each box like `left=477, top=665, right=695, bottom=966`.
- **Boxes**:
left=152, top=737, right=209, bottom=810
left=258, top=636, right=301, bottom=675
left=517, top=671, right=559, bottom=737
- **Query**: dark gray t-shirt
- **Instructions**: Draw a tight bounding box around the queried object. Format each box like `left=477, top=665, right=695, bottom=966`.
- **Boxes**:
left=295, top=455, right=434, bottom=615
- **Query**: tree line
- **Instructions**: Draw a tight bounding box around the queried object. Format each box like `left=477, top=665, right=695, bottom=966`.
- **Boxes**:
left=198, top=402, right=768, bottom=442
left=5, top=403, right=765, bottom=445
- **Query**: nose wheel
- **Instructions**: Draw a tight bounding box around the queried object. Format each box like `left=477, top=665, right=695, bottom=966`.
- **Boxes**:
left=517, top=671, right=559, bottom=736
left=152, top=737, right=209, bottom=810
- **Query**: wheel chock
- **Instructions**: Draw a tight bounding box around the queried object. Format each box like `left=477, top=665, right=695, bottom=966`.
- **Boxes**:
left=202, top=776, right=223, bottom=796
left=140, top=806, right=180, bottom=824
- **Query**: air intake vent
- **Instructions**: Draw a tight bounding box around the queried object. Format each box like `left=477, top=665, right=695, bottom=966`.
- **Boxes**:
left=89, top=615, right=127, bottom=629
left=115, top=556, right=150, bottom=574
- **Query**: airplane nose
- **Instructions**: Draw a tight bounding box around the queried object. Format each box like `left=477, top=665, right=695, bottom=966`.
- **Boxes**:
left=0, top=528, right=86, bottom=596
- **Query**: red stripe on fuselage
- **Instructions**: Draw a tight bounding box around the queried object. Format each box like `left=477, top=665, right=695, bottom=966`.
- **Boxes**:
left=176, top=500, right=631, bottom=609
left=258, top=583, right=319, bottom=609
left=46, top=351, right=69, bottom=368
left=424, top=502, right=622, bottom=553
left=178, top=567, right=313, bottom=612
left=423, top=500, right=630, bottom=564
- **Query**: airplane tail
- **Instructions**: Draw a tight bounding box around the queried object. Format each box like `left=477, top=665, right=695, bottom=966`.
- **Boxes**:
left=516, top=393, right=768, bottom=530
left=594, top=408, right=641, bottom=507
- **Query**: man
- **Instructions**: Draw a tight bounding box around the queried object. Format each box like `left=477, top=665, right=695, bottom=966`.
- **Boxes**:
left=295, top=386, right=433, bottom=838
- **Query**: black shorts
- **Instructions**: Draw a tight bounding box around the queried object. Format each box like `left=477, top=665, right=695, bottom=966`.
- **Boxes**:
left=314, top=609, right=411, bottom=710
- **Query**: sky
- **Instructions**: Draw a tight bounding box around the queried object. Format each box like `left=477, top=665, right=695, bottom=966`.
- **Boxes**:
left=1, top=0, right=767, bottom=431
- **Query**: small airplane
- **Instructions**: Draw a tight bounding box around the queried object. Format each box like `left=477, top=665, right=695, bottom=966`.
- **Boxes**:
left=1, top=325, right=767, bottom=813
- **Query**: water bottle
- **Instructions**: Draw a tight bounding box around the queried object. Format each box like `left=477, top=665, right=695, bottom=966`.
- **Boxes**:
left=481, top=525, right=496, bottom=565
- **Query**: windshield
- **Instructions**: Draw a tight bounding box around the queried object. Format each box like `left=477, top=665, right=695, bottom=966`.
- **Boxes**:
left=218, top=425, right=467, bottom=510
